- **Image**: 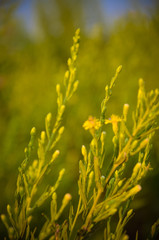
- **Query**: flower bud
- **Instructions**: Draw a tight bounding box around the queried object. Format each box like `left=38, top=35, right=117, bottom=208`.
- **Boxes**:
left=63, top=193, right=72, bottom=202
left=81, top=145, right=87, bottom=158
left=52, top=150, right=60, bottom=161
left=123, top=104, right=129, bottom=121
left=127, top=209, right=133, bottom=218
left=101, top=131, right=106, bottom=143
left=116, top=65, right=122, bottom=73
left=139, top=138, right=149, bottom=149
left=128, top=185, right=142, bottom=196
left=30, top=127, right=36, bottom=135
left=131, top=140, right=138, bottom=150
left=41, top=131, right=46, bottom=144
left=46, top=112, right=52, bottom=123
left=67, top=58, right=72, bottom=66
left=59, top=126, right=64, bottom=135
left=73, top=80, right=79, bottom=92
left=60, top=105, right=65, bottom=115
left=56, top=84, right=60, bottom=94
left=132, top=163, right=141, bottom=179
left=139, top=78, right=144, bottom=88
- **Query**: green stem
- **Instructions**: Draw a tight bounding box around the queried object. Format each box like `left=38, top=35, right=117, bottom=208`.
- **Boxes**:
left=70, top=197, right=82, bottom=239
left=82, top=188, right=102, bottom=230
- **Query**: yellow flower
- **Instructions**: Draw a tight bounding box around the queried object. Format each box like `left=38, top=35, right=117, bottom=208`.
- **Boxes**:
left=83, top=116, right=101, bottom=135
left=105, top=114, right=121, bottom=135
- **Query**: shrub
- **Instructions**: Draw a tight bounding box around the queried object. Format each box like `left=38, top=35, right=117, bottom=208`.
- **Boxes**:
left=1, top=29, right=159, bottom=240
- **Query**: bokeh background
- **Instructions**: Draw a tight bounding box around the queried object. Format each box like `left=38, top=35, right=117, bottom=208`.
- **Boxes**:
left=0, top=0, right=159, bottom=239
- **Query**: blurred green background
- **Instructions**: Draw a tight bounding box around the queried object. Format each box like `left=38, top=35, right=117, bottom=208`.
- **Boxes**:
left=0, top=0, right=159, bottom=239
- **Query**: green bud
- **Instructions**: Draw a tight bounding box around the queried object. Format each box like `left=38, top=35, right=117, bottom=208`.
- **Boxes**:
left=59, top=126, right=65, bottom=135
left=116, top=65, right=122, bottom=73
left=60, top=105, right=65, bottom=115
left=87, top=171, right=94, bottom=194
left=101, top=131, right=106, bottom=143
left=55, top=193, right=72, bottom=220
left=46, top=112, right=52, bottom=123
left=123, top=104, right=129, bottom=121
left=75, top=28, right=80, bottom=36
left=100, top=175, right=105, bottom=186
left=59, top=168, right=65, bottom=178
left=7, top=205, right=11, bottom=215
left=76, top=43, right=79, bottom=51
left=24, top=147, right=28, bottom=153
left=139, top=138, right=149, bottom=149
left=81, top=145, right=87, bottom=158
left=51, top=150, right=60, bottom=163
left=52, top=192, right=57, bottom=200
left=56, top=84, right=60, bottom=94
left=73, top=55, right=77, bottom=61
left=73, top=80, right=79, bottom=92
left=32, top=160, right=38, bottom=169
left=30, top=127, right=36, bottom=135
left=128, top=185, right=142, bottom=196
left=1, top=214, right=9, bottom=229
left=132, top=163, right=141, bottom=179
left=122, top=235, right=129, bottom=240
left=118, top=180, right=124, bottom=187
left=41, top=131, right=46, bottom=144
left=115, top=170, right=118, bottom=179
left=139, top=78, right=144, bottom=88
left=68, top=58, right=72, bottom=66
left=63, top=193, right=72, bottom=203
left=127, top=209, right=133, bottom=218
left=131, top=140, right=138, bottom=150
left=65, top=70, right=69, bottom=78
left=71, top=46, right=75, bottom=53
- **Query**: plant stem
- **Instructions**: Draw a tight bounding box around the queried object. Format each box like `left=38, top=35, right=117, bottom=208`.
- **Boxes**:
left=70, top=197, right=82, bottom=238
left=82, top=188, right=102, bottom=230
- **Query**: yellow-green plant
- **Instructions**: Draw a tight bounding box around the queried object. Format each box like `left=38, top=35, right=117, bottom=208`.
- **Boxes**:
left=1, top=29, right=159, bottom=240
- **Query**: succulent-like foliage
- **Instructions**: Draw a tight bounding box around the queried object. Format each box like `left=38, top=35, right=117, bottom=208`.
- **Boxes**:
left=1, top=29, right=159, bottom=240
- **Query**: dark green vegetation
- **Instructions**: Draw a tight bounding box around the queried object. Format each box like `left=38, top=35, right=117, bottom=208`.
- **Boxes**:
left=0, top=1, right=159, bottom=239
